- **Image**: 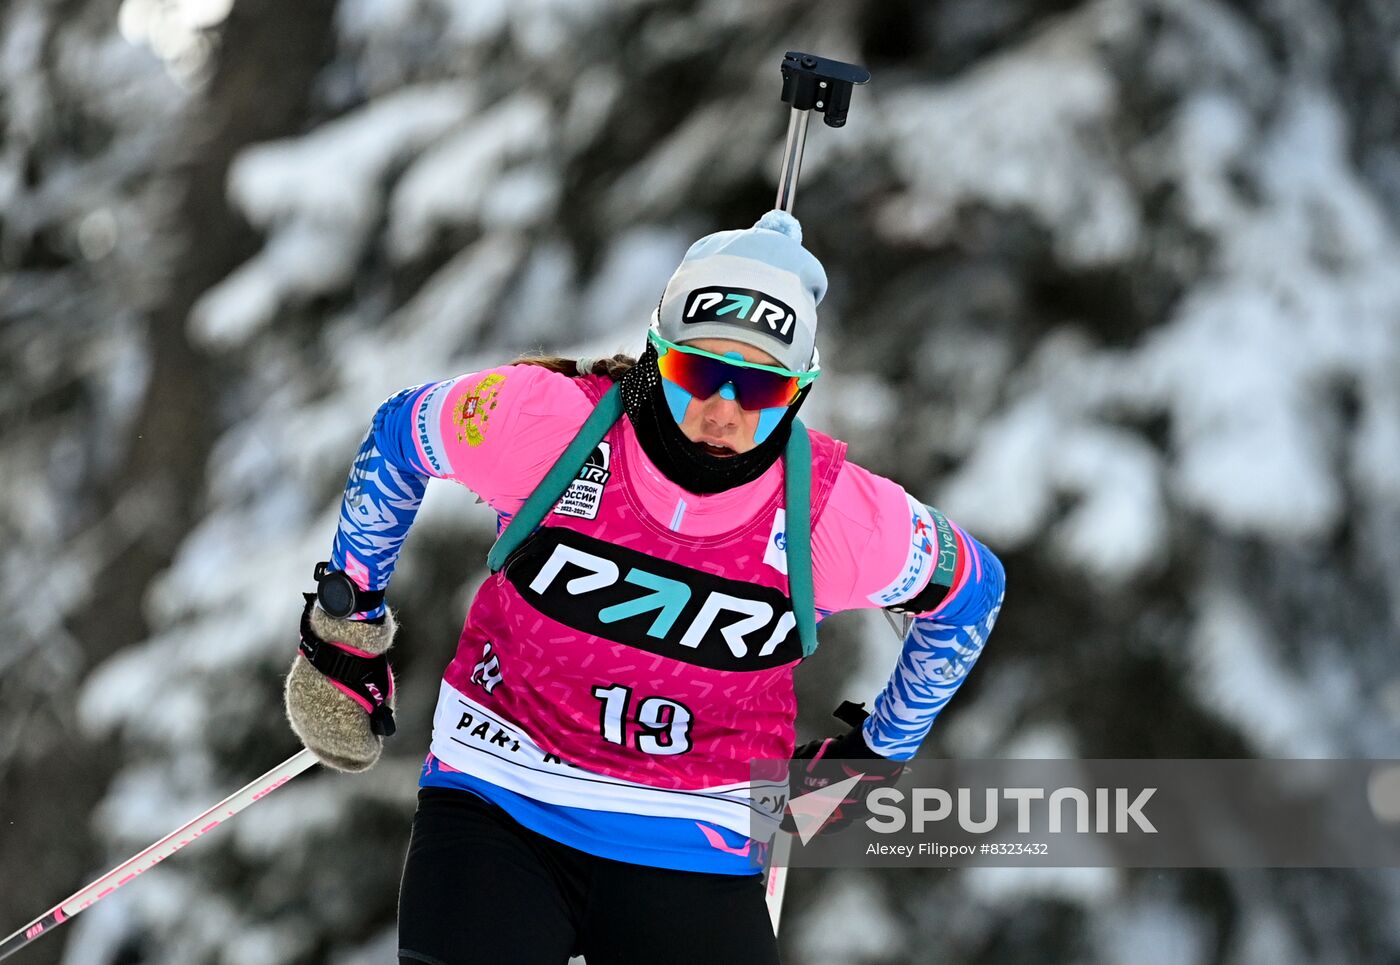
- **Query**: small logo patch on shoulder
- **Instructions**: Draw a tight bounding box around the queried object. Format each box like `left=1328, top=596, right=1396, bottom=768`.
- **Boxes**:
left=867, top=494, right=938, bottom=607
left=763, top=509, right=788, bottom=575
left=553, top=441, right=611, bottom=520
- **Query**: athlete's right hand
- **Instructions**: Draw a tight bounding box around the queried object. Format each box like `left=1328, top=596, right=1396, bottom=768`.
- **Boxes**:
left=284, top=596, right=398, bottom=772
left=781, top=701, right=905, bottom=836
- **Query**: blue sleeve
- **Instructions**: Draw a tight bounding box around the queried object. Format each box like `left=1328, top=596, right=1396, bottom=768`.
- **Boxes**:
left=326, top=384, right=436, bottom=619
left=860, top=533, right=1006, bottom=760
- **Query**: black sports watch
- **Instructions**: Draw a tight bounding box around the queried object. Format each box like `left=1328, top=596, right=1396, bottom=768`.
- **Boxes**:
left=313, top=561, right=385, bottom=619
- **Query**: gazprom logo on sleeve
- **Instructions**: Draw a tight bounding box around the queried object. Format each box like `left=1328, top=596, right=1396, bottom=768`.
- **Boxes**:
left=683, top=287, right=797, bottom=344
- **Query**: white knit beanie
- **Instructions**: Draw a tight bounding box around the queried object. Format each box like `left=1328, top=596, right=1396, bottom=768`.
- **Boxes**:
left=655, top=210, right=828, bottom=372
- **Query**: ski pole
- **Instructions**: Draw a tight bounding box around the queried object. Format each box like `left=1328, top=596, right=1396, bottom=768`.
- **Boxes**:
left=763, top=830, right=793, bottom=934
left=0, top=748, right=319, bottom=961
left=774, top=51, right=870, bottom=213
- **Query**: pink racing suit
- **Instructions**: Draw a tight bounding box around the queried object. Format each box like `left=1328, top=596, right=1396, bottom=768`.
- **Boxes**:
left=330, top=362, right=1005, bottom=872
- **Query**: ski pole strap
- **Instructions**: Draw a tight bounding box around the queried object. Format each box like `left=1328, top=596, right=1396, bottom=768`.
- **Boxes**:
left=487, top=382, right=624, bottom=572
left=784, top=418, right=818, bottom=658
left=298, top=595, right=396, bottom=737
left=832, top=698, right=870, bottom=729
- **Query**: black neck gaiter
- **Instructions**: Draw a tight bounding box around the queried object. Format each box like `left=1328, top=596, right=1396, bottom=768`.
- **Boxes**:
left=618, top=343, right=809, bottom=495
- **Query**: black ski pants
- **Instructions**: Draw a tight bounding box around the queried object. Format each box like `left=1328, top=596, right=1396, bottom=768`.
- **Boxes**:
left=398, top=786, right=782, bottom=965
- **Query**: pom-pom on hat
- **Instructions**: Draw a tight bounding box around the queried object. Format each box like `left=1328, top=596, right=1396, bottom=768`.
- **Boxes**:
left=655, top=210, right=827, bottom=373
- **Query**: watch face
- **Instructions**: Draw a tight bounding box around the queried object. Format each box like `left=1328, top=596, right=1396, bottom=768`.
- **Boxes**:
left=318, top=574, right=357, bottom=618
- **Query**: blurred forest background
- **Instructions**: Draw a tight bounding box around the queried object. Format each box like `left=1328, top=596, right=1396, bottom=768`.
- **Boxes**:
left=3, top=0, right=1400, bottom=962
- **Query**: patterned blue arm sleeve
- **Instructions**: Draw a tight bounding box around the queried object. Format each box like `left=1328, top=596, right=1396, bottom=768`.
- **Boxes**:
left=861, top=531, right=1006, bottom=760
left=327, top=384, right=436, bottom=619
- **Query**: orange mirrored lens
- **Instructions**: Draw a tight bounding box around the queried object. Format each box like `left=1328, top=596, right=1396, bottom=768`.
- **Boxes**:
left=656, top=347, right=801, bottom=409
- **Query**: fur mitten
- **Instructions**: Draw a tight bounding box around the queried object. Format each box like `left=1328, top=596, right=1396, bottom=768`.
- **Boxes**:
left=285, top=603, right=397, bottom=773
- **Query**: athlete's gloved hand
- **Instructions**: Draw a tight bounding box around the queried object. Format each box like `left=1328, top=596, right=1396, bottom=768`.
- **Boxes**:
left=284, top=595, right=397, bottom=773
left=782, top=701, right=905, bottom=836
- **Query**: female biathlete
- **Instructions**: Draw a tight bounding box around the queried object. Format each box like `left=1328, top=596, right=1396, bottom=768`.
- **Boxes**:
left=283, top=210, right=1006, bottom=965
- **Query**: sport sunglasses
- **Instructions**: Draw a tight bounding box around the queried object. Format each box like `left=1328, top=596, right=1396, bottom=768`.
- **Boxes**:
left=649, top=330, right=820, bottom=410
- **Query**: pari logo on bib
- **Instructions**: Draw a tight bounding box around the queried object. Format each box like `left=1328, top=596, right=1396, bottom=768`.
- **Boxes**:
left=506, top=528, right=802, bottom=671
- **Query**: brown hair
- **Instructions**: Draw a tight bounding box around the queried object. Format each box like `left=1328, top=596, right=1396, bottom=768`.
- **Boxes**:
left=510, top=352, right=637, bottom=381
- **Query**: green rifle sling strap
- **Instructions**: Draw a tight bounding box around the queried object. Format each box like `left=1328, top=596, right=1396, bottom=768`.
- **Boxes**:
left=486, top=382, right=819, bottom=657
left=784, top=418, right=819, bottom=658
left=486, top=383, right=624, bottom=572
